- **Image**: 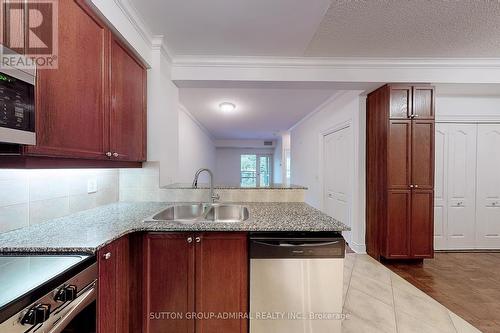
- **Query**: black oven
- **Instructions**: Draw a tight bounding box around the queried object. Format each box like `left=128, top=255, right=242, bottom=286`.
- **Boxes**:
left=0, top=60, right=36, bottom=145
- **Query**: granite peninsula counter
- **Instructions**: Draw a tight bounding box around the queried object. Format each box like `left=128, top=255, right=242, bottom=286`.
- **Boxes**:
left=0, top=202, right=349, bottom=254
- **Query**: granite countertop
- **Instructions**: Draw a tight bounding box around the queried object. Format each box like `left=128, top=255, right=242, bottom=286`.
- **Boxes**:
left=0, top=202, right=349, bottom=254
left=162, top=183, right=308, bottom=190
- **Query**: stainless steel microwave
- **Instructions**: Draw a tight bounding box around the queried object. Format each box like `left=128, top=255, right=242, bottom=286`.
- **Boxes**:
left=0, top=49, right=36, bottom=145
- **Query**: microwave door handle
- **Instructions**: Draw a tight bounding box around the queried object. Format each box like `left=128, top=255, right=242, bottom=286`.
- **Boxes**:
left=252, top=240, right=340, bottom=247
left=47, top=283, right=96, bottom=333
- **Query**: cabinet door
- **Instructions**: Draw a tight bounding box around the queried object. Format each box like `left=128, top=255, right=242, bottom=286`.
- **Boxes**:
left=388, top=120, right=412, bottom=190
left=0, top=0, right=26, bottom=54
left=24, top=0, right=109, bottom=159
left=412, top=120, right=434, bottom=190
left=195, top=233, right=248, bottom=333
left=386, top=190, right=411, bottom=258
left=411, top=190, right=434, bottom=258
left=144, top=233, right=195, bottom=333
left=98, top=236, right=130, bottom=333
left=412, top=86, right=435, bottom=119
left=476, top=125, right=500, bottom=249
left=109, top=36, right=146, bottom=162
left=389, top=85, right=412, bottom=119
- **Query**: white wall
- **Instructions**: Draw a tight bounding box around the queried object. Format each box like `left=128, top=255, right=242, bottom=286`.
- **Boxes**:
left=215, top=148, right=274, bottom=186
left=436, top=95, right=500, bottom=121
left=178, top=107, right=216, bottom=183
left=291, top=91, right=366, bottom=253
left=273, top=138, right=282, bottom=183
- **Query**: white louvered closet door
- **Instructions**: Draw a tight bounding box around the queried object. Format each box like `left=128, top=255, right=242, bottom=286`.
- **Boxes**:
left=476, top=124, right=500, bottom=249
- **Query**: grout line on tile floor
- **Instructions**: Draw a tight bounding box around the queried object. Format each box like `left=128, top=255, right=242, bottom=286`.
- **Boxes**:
left=390, top=273, right=400, bottom=333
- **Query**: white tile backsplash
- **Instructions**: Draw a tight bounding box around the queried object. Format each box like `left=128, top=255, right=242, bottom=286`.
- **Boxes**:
left=0, top=169, right=120, bottom=234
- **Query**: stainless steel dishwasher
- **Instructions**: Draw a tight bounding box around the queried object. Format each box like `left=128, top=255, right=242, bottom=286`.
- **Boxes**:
left=249, top=232, right=345, bottom=333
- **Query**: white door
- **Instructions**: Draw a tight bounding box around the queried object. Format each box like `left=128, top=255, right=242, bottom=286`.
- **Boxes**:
left=323, top=126, right=352, bottom=243
left=434, top=123, right=477, bottom=250
left=434, top=124, right=447, bottom=250
left=446, top=124, right=477, bottom=249
left=476, top=124, right=500, bottom=248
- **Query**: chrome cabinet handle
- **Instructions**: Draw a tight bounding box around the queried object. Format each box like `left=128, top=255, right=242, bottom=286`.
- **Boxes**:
left=187, top=237, right=193, bottom=243
left=409, top=185, right=414, bottom=188
left=414, top=184, right=419, bottom=188
left=103, top=252, right=111, bottom=260
left=105, top=152, right=112, bottom=157
left=112, top=152, right=119, bottom=158
left=195, top=237, right=201, bottom=243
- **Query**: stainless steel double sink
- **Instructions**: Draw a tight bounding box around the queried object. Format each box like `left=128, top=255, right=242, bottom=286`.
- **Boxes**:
left=146, top=203, right=249, bottom=224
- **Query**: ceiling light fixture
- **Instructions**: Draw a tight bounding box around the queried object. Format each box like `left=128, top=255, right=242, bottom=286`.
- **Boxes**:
left=219, top=102, right=236, bottom=113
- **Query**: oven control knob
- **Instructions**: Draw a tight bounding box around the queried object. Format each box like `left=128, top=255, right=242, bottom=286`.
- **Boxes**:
left=55, top=285, right=77, bottom=302
left=21, top=304, right=51, bottom=325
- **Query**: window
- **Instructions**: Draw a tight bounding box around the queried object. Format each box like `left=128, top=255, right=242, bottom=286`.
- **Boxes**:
left=240, top=154, right=272, bottom=187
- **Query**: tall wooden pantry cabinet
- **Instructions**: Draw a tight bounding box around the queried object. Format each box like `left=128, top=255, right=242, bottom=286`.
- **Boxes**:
left=366, top=84, right=435, bottom=260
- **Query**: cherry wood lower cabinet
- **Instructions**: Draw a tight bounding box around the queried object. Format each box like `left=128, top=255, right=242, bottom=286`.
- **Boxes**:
left=143, top=232, right=248, bottom=333
left=97, top=235, right=130, bottom=333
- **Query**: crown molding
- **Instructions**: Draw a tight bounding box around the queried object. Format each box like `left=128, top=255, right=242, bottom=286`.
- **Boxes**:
left=112, top=0, right=153, bottom=46
left=151, top=36, right=174, bottom=64
left=114, top=0, right=174, bottom=63
left=178, top=104, right=216, bottom=142
left=172, top=55, right=500, bottom=69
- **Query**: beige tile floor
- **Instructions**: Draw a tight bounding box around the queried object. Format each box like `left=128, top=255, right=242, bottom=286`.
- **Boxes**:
left=342, top=253, right=482, bottom=333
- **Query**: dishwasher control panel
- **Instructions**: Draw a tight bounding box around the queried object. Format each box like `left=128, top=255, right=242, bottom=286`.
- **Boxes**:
left=250, top=232, right=345, bottom=259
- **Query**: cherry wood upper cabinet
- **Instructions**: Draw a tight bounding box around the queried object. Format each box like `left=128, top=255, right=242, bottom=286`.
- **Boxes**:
left=24, top=0, right=109, bottom=159
left=143, top=233, right=195, bottom=333
left=0, top=0, right=26, bottom=54
left=389, top=85, right=412, bottom=119
left=0, top=0, right=147, bottom=168
left=413, top=86, right=435, bottom=119
left=109, top=35, right=147, bottom=162
left=98, top=235, right=130, bottom=333
left=143, top=232, right=248, bottom=333
left=195, top=233, right=248, bottom=333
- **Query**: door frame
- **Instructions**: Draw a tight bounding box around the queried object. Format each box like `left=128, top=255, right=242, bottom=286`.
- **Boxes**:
left=318, top=120, right=354, bottom=244
left=240, top=153, right=273, bottom=187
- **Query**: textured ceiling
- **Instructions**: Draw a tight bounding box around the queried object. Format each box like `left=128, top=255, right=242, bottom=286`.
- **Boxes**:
left=130, top=0, right=500, bottom=57
left=305, top=0, right=500, bottom=57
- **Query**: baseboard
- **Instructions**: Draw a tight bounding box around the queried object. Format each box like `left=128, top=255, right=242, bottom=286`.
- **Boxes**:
left=348, top=241, right=366, bottom=254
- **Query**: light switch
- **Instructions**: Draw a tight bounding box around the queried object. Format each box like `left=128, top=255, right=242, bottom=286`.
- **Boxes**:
left=87, top=178, right=98, bottom=194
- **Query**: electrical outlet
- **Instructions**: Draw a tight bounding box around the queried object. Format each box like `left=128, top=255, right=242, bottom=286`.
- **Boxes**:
left=87, top=178, right=98, bottom=194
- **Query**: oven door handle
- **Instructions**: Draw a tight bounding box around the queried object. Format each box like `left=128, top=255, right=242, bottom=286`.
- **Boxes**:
left=48, top=282, right=96, bottom=333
